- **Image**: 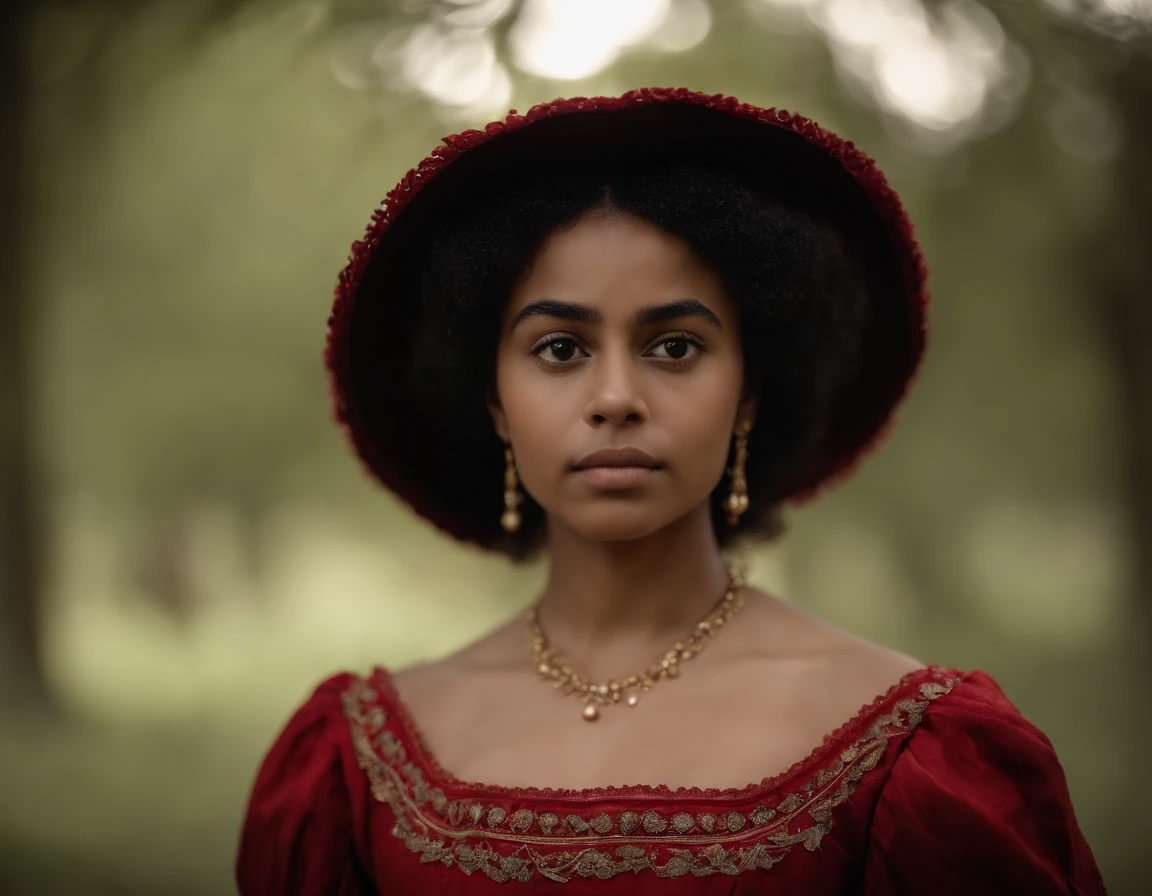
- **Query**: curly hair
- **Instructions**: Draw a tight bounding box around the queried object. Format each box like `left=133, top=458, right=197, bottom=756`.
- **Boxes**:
left=408, top=157, right=873, bottom=562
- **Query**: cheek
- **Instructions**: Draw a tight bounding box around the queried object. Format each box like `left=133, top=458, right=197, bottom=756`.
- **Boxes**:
left=499, top=365, right=569, bottom=429
left=660, top=362, right=743, bottom=477
left=673, top=405, right=738, bottom=478
left=496, top=366, right=573, bottom=478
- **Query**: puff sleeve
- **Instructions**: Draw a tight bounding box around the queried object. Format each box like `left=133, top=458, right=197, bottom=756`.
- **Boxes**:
left=864, top=671, right=1107, bottom=895
left=236, top=673, right=371, bottom=895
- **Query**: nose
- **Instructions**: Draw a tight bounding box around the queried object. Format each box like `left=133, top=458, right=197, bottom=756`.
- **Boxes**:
left=581, top=341, right=650, bottom=427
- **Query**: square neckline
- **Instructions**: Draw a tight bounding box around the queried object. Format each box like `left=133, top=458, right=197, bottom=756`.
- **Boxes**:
left=365, top=661, right=961, bottom=803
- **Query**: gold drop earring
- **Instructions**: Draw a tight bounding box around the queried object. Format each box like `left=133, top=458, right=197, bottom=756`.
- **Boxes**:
left=723, top=422, right=751, bottom=526
left=501, top=445, right=523, bottom=533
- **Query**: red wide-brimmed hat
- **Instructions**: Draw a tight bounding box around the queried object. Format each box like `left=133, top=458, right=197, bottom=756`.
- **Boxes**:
left=325, top=86, right=929, bottom=552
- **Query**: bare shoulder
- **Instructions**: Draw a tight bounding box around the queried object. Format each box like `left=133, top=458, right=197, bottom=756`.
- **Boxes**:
left=388, top=614, right=526, bottom=708
left=735, top=584, right=927, bottom=704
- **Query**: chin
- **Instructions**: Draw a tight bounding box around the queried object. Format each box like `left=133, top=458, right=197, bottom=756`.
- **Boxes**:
left=560, top=507, right=676, bottom=543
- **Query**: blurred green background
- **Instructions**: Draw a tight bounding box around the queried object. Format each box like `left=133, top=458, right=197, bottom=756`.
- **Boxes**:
left=1, top=0, right=1149, bottom=892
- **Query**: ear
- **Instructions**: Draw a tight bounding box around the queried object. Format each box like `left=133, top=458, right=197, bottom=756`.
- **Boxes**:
left=486, top=379, right=510, bottom=443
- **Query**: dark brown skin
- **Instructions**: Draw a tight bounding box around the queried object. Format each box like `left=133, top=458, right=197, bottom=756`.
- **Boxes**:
left=392, top=210, right=923, bottom=791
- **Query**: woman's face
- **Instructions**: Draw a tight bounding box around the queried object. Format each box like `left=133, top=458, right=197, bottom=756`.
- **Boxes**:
left=486, top=209, right=756, bottom=544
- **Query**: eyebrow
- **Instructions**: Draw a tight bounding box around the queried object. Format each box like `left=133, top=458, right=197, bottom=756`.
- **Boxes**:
left=508, top=298, right=723, bottom=332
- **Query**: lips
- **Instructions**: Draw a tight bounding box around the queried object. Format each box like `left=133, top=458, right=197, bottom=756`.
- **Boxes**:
left=573, top=447, right=662, bottom=470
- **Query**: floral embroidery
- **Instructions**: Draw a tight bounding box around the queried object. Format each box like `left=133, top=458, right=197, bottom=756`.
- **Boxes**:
left=342, top=668, right=960, bottom=882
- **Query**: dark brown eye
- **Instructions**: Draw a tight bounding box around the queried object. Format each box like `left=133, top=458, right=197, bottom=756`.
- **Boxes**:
left=545, top=339, right=577, bottom=362
left=534, top=337, right=585, bottom=364
left=649, top=336, right=703, bottom=363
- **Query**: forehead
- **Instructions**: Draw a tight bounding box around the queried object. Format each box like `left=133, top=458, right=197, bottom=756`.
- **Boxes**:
left=506, top=213, right=731, bottom=318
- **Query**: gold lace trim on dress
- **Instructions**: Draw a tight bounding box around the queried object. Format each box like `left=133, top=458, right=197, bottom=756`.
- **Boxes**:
left=341, top=668, right=959, bottom=883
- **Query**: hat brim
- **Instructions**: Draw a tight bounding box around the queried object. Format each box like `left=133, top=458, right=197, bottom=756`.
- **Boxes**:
left=326, top=87, right=929, bottom=549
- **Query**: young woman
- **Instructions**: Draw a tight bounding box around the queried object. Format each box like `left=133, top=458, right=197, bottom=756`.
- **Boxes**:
left=235, top=87, right=1106, bottom=894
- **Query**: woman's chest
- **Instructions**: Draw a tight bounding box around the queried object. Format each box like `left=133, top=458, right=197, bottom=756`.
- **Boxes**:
left=434, top=709, right=825, bottom=793
left=416, top=675, right=843, bottom=794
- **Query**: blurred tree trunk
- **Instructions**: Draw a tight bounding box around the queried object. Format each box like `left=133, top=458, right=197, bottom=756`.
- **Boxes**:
left=0, top=0, right=52, bottom=713
left=1097, top=40, right=1152, bottom=644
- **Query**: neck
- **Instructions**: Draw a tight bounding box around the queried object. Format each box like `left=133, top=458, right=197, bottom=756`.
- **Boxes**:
left=535, top=508, right=739, bottom=682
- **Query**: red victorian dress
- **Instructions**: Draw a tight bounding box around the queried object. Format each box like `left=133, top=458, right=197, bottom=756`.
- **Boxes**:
left=235, top=663, right=1106, bottom=894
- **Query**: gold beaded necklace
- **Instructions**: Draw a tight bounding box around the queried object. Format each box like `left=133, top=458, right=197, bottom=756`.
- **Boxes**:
left=524, top=564, right=747, bottom=721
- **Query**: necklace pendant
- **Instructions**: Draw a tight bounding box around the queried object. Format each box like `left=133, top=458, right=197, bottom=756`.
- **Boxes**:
left=529, top=564, right=746, bottom=722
